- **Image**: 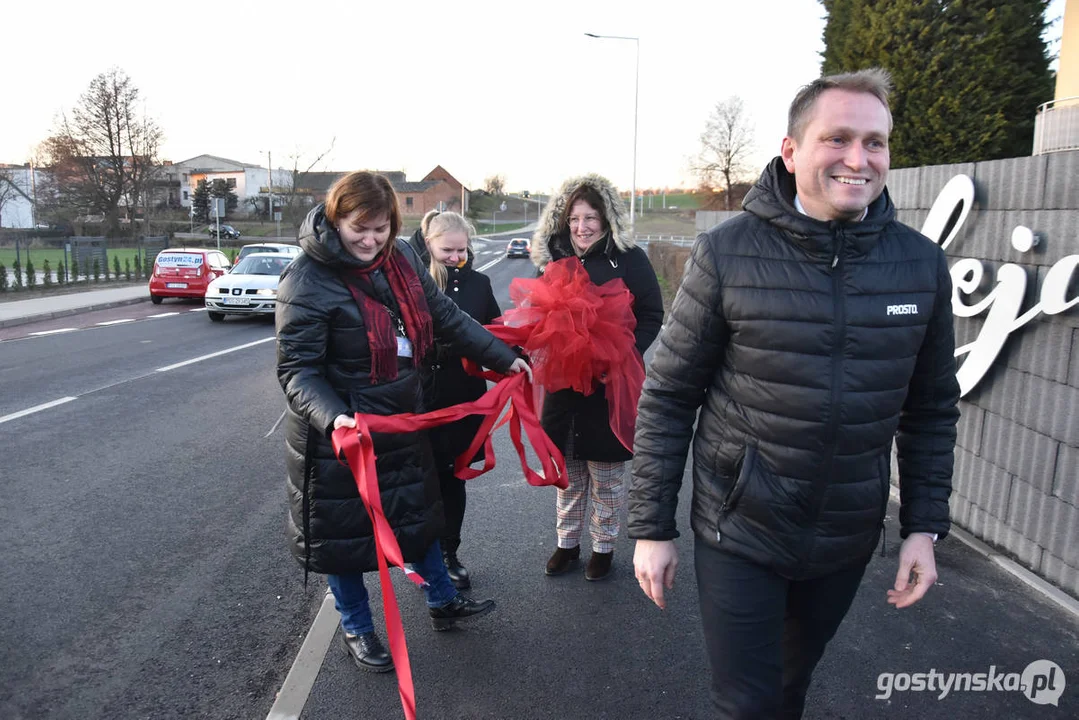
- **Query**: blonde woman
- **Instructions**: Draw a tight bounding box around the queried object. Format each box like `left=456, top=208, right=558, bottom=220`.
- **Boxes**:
left=419, top=210, right=503, bottom=589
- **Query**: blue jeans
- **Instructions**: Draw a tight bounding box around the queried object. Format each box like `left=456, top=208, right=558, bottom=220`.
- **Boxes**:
left=326, top=540, right=459, bottom=636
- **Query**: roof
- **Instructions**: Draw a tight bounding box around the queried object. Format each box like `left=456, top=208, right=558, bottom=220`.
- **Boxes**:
left=395, top=180, right=439, bottom=194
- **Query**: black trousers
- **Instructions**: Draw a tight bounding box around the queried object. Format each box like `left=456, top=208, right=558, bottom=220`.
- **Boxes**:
left=437, top=463, right=466, bottom=555
left=694, top=535, right=869, bottom=719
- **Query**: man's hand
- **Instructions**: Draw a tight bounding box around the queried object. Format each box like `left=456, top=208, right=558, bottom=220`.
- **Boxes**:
left=887, top=534, right=938, bottom=608
left=634, top=539, right=679, bottom=610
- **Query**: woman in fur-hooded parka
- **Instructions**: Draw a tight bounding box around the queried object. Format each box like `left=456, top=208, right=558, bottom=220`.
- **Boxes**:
left=532, top=174, right=663, bottom=579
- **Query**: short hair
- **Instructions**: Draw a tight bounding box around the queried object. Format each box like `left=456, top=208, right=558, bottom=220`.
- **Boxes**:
left=422, top=210, right=475, bottom=291
left=559, top=184, right=610, bottom=234
left=324, top=171, right=401, bottom=259
left=787, top=68, right=893, bottom=141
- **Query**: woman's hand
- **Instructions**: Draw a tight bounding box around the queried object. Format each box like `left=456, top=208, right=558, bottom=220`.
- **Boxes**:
left=333, top=414, right=357, bottom=430
left=507, top=357, right=533, bottom=382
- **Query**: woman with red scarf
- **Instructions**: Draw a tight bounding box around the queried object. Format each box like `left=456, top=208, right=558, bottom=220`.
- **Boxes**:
left=276, top=172, right=529, bottom=674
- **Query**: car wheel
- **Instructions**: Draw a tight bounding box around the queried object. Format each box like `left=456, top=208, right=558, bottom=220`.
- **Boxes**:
left=150, top=294, right=163, bottom=305
left=208, top=311, right=225, bottom=322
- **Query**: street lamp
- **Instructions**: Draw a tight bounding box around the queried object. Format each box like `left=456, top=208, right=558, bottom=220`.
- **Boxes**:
left=585, top=32, right=639, bottom=237
left=261, top=150, right=277, bottom=237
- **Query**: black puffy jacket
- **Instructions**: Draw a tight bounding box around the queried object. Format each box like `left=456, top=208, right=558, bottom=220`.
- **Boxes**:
left=627, top=158, right=960, bottom=580
left=427, top=257, right=502, bottom=466
left=276, top=206, right=518, bottom=575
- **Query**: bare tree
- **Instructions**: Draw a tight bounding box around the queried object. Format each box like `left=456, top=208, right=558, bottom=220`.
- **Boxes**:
left=694, top=96, right=755, bottom=210
left=276, top=138, right=336, bottom=226
left=40, top=67, right=164, bottom=236
left=483, top=174, right=506, bottom=195
left=0, top=166, right=22, bottom=226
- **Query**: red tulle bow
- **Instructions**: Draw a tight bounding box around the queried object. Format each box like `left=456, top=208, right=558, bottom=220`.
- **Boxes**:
left=484, top=256, right=646, bottom=452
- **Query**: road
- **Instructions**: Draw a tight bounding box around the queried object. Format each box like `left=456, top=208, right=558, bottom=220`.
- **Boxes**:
left=1, top=237, right=1076, bottom=719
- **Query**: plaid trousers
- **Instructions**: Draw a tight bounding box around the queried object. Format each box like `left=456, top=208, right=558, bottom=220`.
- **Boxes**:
left=555, top=435, right=627, bottom=554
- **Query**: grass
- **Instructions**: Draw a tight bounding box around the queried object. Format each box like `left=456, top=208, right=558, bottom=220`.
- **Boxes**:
left=0, top=247, right=147, bottom=269
left=630, top=211, right=698, bottom=236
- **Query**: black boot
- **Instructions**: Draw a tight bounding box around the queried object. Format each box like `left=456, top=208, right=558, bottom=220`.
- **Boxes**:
left=545, top=545, right=581, bottom=576
left=443, top=549, right=471, bottom=590
left=585, top=550, right=614, bottom=581
left=341, top=631, right=394, bottom=673
left=429, top=594, right=496, bottom=631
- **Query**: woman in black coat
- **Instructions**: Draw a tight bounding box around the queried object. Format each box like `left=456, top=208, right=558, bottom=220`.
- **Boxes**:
left=531, top=174, right=664, bottom=581
left=417, top=210, right=502, bottom=590
left=275, top=172, right=529, bottom=674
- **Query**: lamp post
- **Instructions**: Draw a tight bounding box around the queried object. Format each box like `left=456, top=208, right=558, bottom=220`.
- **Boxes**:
left=585, top=32, right=639, bottom=237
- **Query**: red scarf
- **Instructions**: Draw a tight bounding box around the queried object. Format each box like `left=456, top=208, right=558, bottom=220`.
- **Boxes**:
left=341, top=250, right=433, bottom=384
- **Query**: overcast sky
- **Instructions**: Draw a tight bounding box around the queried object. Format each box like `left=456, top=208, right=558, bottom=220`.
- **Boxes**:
left=3, top=0, right=1067, bottom=194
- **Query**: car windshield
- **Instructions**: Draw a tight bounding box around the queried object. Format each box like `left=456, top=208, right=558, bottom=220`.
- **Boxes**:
left=510, top=240, right=527, bottom=247
left=232, top=256, right=290, bottom=275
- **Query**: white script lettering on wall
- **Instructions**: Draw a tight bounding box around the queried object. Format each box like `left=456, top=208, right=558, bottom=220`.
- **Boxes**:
left=921, top=174, right=1079, bottom=397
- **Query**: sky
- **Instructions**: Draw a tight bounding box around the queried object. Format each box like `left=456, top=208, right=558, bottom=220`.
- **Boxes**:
left=2, top=0, right=1067, bottom=195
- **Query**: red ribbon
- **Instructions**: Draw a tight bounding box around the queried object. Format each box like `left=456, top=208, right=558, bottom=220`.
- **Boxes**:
left=331, top=372, right=565, bottom=720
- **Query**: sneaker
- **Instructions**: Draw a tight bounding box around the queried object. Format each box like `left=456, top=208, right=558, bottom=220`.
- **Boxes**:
left=341, top=631, right=394, bottom=673
left=443, top=551, right=471, bottom=590
left=544, top=545, right=581, bottom=576
left=585, top=551, right=614, bottom=581
left=429, top=594, right=496, bottom=631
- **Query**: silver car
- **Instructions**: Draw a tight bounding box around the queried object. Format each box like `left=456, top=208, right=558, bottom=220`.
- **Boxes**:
left=204, top=253, right=293, bottom=321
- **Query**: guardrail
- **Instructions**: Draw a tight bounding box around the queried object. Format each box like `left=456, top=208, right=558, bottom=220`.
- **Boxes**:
left=634, top=234, right=696, bottom=247
left=1033, top=96, right=1079, bottom=154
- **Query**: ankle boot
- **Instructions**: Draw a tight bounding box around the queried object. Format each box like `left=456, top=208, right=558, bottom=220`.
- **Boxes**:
left=545, top=545, right=581, bottom=576
left=341, top=631, right=394, bottom=673
left=429, top=594, right=496, bottom=631
left=443, top=550, right=471, bottom=590
left=585, top=550, right=614, bottom=581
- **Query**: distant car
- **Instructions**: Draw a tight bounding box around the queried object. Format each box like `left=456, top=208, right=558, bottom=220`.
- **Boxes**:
left=506, top=238, right=531, bottom=258
left=234, top=242, right=301, bottom=266
left=204, top=253, right=293, bottom=321
left=149, top=249, right=232, bottom=304
left=208, top=224, right=242, bottom=239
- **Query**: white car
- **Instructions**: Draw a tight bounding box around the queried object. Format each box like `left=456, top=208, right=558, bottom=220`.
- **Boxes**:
left=204, top=253, right=293, bottom=321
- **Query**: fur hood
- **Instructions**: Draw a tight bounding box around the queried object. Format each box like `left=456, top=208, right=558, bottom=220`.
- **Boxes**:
left=531, top=174, right=634, bottom=270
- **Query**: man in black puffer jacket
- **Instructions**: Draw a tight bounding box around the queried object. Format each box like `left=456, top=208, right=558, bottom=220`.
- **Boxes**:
left=628, top=69, right=960, bottom=718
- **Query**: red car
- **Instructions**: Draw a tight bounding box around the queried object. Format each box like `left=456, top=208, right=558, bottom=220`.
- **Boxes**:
left=148, top=248, right=232, bottom=304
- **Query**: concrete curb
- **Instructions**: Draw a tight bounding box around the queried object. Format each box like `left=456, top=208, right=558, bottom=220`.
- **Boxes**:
left=0, top=296, right=149, bottom=330
left=889, top=486, right=1079, bottom=621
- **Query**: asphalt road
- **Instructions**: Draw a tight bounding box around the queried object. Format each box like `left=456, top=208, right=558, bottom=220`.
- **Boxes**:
left=1, top=238, right=1076, bottom=719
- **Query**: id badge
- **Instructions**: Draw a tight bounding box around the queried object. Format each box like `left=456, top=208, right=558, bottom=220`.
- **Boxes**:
left=396, top=335, right=413, bottom=358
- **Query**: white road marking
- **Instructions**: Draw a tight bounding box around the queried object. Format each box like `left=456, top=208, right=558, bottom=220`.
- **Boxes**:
left=96, top=319, right=135, bottom=326
left=189, top=308, right=206, bottom=312
left=155, top=336, right=276, bottom=372
left=265, top=591, right=339, bottom=720
left=476, top=256, right=505, bottom=273
left=147, top=312, right=180, bottom=318
left=0, top=396, right=78, bottom=425
left=27, top=328, right=77, bottom=336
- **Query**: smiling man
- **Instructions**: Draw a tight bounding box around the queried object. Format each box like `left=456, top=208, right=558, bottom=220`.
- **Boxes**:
left=628, top=69, right=961, bottom=718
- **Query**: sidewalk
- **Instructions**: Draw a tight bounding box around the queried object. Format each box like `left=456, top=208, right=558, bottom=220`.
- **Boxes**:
left=0, top=285, right=149, bottom=329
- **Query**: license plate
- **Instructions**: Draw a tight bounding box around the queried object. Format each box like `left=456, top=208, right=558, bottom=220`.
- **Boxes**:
left=166, top=282, right=188, bottom=289
left=222, top=297, right=248, bottom=306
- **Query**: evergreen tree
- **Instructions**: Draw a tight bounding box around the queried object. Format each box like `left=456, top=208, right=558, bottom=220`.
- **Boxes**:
left=113, top=255, right=122, bottom=281
left=124, top=257, right=132, bottom=281
left=819, top=0, right=1054, bottom=166
left=192, top=180, right=211, bottom=223
left=70, top=256, right=79, bottom=283
left=43, top=259, right=53, bottom=286
left=93, top=257, right=102, bottom=282
left=0, top=263, right=8, bottom=292
left=12, top=258, right=22, bottom=289
left=25, top=258, right=36, bottom=289
left=57, top=260, right=66, bottom=284
left=210, top=179, right=240, bottom=215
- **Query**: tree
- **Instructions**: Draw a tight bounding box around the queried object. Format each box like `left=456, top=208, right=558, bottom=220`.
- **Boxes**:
left=693, top=96, right=756, bottom=210
left=209, top=179, right=239, bottom=215
left=0, top=167, right=23, bottom=226
left=275, top=139, right=336, bottom=227
left=192, top=179, right=211, bottom=223
left=483, top=174, right=506, bottom=195
left=38, top=67, right=164, bottom=236
left=819, top=0, right=1054, bottom=166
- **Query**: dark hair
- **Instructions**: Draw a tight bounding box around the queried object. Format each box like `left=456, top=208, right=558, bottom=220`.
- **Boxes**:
left=787, top=68, right=893, bottom=141
left=324, top=171, right=401, bottom=259
left=559, top=184, right=610, bottom=234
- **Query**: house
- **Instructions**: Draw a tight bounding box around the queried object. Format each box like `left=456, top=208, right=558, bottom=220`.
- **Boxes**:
left=394, top=166, right=467, bottom=216
left=171, top=154, right=288, bottom=211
